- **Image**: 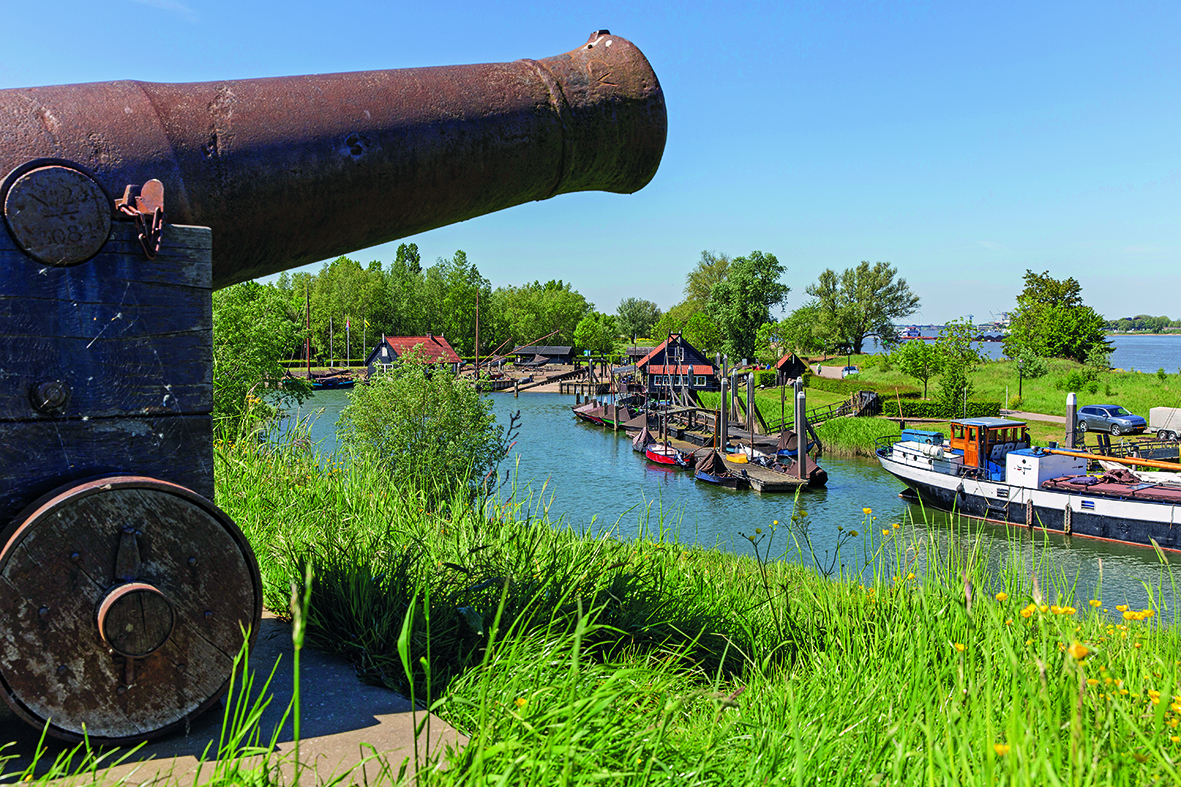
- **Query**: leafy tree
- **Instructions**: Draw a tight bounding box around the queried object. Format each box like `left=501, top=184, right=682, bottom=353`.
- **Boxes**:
left=707, top=250, right=789, bottom=361
left=337, top=354, right=506, bottom=501
left=684, top=250, right=731, bottom=306
left=212, top=282, right=311, bottom=434
left=1009, top=345, right=1049, bottom=380
left=776, top=301, right=828, bottom=356
left=892, top=340, right=942, bottom=399
left=616, top=297, right=662, bottom=340
left=805, top=261, right=920, bottom=354
left=421, top=250, right=494, bottom=357
left=682, top=310, right=723, bottom=355
left=496, top=279, right=591, bottom=348
left=1003, top=270, right=1110, bottom=363
left=650, top=300, right=701, bottom=342
left=574, top=312, right=617, bottom=355
left=934, top=318, right=982, bottom=417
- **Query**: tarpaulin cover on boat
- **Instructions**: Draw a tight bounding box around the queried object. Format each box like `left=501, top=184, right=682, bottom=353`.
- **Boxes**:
left=697, top=450, right=729, bottom=476
left=632, top=425, right=653, bottom=449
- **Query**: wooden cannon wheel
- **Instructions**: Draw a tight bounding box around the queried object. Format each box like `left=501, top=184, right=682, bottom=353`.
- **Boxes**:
left=0, top=476, right=262, bottom=743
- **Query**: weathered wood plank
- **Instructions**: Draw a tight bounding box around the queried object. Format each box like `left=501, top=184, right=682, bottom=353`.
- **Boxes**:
left=0, top=415, right=214, bottom=523
left=0, top=223, right=212, bottom=420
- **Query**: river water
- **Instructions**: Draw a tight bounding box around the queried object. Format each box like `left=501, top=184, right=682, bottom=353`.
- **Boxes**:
left=865, top=333, right=1181, bottom=373
left=285, top=389, right=1181, bottom=611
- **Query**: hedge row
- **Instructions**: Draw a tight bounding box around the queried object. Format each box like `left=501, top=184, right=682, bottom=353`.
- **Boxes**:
left=803, top=375, right=923, bottom=398
left=878, top=400, right=1002, bottom=419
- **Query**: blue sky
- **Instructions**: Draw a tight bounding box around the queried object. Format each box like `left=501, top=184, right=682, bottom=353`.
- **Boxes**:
left=4, top=1, right=1178, bottom=324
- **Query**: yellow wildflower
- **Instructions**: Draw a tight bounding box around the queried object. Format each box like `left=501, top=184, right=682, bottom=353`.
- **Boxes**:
left=515, top=697, right=527, bottom=708
left=953, top=642, right=966, bottom=653
left=863, top=507, right=872, bottom=514
left=1066, top=642, right=1089, bottom=661
left=1172, top=736, right=1180, bottom=744
left=1087, top=678, right=1099, bottom=686
left=1116, top=604, right=1129, bottom=612
left=892, top=522, right=901, bottom=529
left=906, top=572, right=915, bottom=581
left=883, top=529, right=890, bottom=536
left=995, top=592, right=1009, bottom=602
left=1088, top=599, right=1101, bottom=607
left=994, top=743, right=1010, bottom=756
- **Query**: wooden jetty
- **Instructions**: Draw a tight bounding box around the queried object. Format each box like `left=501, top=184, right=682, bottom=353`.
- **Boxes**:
left=742, top=462, right=808, bottom=493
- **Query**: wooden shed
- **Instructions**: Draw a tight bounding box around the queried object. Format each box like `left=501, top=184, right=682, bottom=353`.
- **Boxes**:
left=776, top=353, right=807, bottom=384
left=366, top=333, right=462, bottom=377
left=510, top=345, right=574, bottom=366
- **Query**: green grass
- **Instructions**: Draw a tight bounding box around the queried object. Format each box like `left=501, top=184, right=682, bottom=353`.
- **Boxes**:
left=855, top=356, right=1181, bottom=420
left=208, top=429, right=1181, bottom=784
left=14, top=420, right=1181, bottom=784
left=697, top=387, right=848, bottom=431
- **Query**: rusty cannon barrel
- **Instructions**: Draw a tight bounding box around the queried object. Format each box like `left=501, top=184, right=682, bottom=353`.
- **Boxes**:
left=0, top=29, right=666, bottom=287
left=0, top=31, right=664, bottom=745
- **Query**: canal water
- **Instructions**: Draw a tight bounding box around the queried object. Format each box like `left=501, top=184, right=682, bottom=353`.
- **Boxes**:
left=285, top=388, right=1181, bottom=611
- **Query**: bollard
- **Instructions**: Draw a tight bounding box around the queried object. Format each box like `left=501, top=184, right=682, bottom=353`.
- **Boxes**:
left=1065, top=392, right=1077, bottom=448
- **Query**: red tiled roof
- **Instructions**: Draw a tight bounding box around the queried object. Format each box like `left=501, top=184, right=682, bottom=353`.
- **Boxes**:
left=380, top=335, right=460, bottom=364
left=646, top=364, right=715, bottom=375
left=635, top=337, right=670, bottom=369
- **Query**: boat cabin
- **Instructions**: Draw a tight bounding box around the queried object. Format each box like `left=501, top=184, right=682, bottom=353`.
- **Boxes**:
left=948, top=417, right=1031, bottom=471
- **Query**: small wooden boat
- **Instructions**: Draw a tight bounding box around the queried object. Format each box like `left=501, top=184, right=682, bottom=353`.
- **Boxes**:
left=572, top=402, right=600, bottom=423
left=310, top=375, right=355, bottom=390
left=695, top=449, right=747, bottom=488
left=645, top=442, right=687, bottom=467
left=632, top=425, right=655, bottom=453
left=775, top=429, right=815, bottom=460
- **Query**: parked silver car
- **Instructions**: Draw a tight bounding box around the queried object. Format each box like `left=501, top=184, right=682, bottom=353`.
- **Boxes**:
left=1077, top=404, right=1147, bottom=436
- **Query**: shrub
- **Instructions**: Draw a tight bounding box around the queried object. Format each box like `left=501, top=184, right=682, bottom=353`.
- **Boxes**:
left=754, top=369, right=777, bottom=388
left=337, top=355, right=510, bottom=500
left=879, top=399, right=1002, bottom=419
left=806, top=375, right=921, bottom=398
left=1159, top=367, right=1168, bottom=383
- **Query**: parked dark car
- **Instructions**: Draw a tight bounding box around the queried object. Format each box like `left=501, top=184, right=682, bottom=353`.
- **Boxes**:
left=1077, top=404, right=1147, bottom=436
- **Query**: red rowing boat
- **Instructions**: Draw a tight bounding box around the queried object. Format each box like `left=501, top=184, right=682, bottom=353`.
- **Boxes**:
left=645, top=443, right=686, bottom=467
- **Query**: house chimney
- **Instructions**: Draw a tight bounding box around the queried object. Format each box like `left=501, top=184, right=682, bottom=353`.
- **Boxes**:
left=426, top=331, right=433, bottom=340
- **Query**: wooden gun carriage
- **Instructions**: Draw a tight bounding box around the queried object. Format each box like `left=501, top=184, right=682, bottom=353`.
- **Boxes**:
left=0, top=31, right=665, bottom=743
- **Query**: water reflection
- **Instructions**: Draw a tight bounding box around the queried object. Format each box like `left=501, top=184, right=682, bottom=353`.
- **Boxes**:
left=281, top=390, right=1180, bottom=611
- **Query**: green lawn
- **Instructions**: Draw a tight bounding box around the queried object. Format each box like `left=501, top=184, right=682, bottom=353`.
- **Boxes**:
left=852, top=356, right=1181, bottom=420
left=697, top=387, right=848, bottom=431
left=93, top=429, right=1176, bottom=785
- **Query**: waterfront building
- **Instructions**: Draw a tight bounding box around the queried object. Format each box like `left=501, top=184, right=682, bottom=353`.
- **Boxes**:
left=635, top=333, right=719, bottom=393
left=365, top=333, right=462, bottom=377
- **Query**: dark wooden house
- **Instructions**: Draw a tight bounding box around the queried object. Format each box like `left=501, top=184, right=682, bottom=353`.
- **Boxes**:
left=510, top=345, right=574, bottom=366
left=635, top=333, right=718, bottom=393
left=366, top=333, right=462, bottom=377
left=776, top=352, right=807, bottom=384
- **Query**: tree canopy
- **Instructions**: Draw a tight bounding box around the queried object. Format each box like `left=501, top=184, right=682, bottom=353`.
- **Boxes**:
left=212, top=282, right=311, bottom=434
left=892, top=339, right=942, bottom=399
left=574, top=312, right=618, bottom=355
left=616, top=297, right=662, bottom=340
left=684, top=250, right=731, bottom=306
left=1003, top=270, right=1109, bottom=364
left=707, top=250, right=789, bottom=361
left=804, top=261, right=920, bottom=354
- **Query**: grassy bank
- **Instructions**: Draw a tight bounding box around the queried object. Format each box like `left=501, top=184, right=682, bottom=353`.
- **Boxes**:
left=198, top=431, right=1181, bottom=784
left=853, top=356, right=1181, bottom=419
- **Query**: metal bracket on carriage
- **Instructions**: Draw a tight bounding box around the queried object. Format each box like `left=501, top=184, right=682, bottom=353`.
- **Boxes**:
left=98, top=525, right=175, bottom=690
left=115, top=180, right=165, bottom=259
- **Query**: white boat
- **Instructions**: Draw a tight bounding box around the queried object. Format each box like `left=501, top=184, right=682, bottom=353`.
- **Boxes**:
left=875, top=417, right=1181, bottom=551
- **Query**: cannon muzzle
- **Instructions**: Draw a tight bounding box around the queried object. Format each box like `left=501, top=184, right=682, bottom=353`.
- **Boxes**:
left=0, top=30, right=665, bottom=287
